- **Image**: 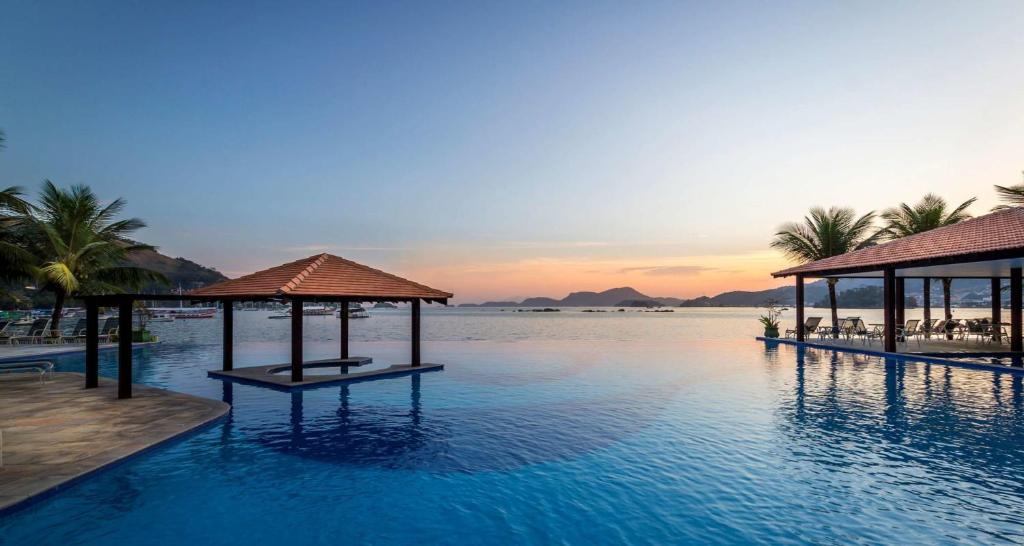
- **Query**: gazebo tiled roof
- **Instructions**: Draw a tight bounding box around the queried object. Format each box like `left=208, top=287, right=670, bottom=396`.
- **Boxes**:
left=773, top=207, right=1024, bottom=278
left=188, top=253, right=452, bottom=301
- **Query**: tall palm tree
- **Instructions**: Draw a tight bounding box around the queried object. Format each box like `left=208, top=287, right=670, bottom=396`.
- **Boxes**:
left=879, top=193, right=976, bottom=337
left=992, top=172, right=1024, bottom=210
left=771, top=206, right=878, bottom=335
left=23, top=181, right=166, bottom=331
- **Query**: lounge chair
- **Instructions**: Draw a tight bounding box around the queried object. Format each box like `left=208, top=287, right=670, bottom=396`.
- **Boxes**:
left=851, top=319, right=882, bottom=345
left=785, top=316, right=822, bottom=339
left=0, top=360, right=55, bottom=382
left=98, top=316, right=119, bottom=342
left=897, top=319, right=921, bottom=345
left=0, top=320, right=12, bottom=344
left=838, top=317, right=860, bottom=340
left=0, top=322, right=30, bottom=345
left=10, top=318, right=50, bottom=345
left=58, top=318, right=89, bottom=344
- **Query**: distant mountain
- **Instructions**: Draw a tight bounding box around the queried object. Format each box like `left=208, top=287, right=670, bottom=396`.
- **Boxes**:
left=457, top=278, right=999, bottom=309
left=460, top=287, right=690, bottom=308
left=459, top=300, right=521, bottom=308
left=520, top=297, right=562, bottom=307
left=127, top=248, right=229, bottom=293
left=616, top=299, right=663, bottom=308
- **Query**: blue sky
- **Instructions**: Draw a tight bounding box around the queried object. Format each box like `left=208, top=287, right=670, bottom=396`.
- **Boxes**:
left=2, top=1, right=1022, bottom=302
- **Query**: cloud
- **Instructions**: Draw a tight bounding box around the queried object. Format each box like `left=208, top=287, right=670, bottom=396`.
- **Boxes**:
left=618, top=265, right=716, bottom=276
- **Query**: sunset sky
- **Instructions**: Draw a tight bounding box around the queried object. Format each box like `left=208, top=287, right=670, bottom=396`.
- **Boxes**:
left=2, top=1, right=1022, bottom=303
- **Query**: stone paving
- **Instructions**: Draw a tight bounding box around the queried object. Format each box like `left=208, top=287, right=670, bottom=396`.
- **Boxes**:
left=0, top=372, right=228, bottom=513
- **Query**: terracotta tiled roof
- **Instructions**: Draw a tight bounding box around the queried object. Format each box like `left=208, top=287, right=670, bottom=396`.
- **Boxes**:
left=773, top=207, right=1024, bottom=277
left=188, top=254, right=453, bottom=300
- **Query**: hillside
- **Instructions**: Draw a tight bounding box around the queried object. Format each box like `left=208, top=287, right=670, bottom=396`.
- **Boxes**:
left=128, top=248, right=229, bottom=293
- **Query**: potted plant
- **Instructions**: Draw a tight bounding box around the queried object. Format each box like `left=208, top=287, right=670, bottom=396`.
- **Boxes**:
left=759, top=300, right=786, bottom=338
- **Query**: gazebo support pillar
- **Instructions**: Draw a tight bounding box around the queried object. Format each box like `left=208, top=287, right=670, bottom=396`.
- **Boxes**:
left=291, top=297, right=304, bottom=382
left=1012, top=268, right=1022, bottom=353
left=118, top=297, right=133, bottom=399
left=992, top=278, right=1002, bottom=342
left=795, top=275, right=805, bottom=342
left=895, top=277, right=905, bottom=332
left=411, top=298, right=421, bottom=366
left=883, top=268, right=897, bottom=353
left=340, top=298, right=349, bottom=359
left=85, top=298, right=99, bottom=388
left=923, top=279, right=931, bottom=339
left=222, top=300, right=233, bottom=371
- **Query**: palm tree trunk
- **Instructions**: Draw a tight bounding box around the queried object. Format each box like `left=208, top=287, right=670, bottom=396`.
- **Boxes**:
left=828, top=278, right=839, bottom=338
left=50, top=289, right=65, bottom=336
left=942, top=278, right=953, bottom=340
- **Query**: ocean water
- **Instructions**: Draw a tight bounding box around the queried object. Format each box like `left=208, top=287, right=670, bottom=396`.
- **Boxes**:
left=1, top=308, right=1022, bottom=545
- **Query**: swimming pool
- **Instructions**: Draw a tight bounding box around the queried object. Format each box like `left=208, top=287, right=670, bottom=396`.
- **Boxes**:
left=2, top=314, right=1024, bottom=544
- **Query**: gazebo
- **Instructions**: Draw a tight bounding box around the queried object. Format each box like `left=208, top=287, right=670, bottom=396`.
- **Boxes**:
left=81, top=253, right=452, bottom=399
left=772, top=207, right=1024, bottom=355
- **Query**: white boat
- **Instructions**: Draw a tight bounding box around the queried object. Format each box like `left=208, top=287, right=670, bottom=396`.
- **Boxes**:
left=268, top=304, right=335, bottom=319
left=337, top=304, right=370, bottom=319
left=148, top=307, right=217, bottom=319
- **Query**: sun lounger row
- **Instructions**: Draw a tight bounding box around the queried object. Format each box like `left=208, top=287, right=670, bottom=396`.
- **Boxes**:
left=786, top=316, right=1010, bottom=346
left=0, top=317, right=120, bottom=345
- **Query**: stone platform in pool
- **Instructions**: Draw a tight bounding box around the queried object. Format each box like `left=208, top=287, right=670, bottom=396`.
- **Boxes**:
left=0, top=372, right=228, bottom=515
left=207, top=357, right=444, bottom=390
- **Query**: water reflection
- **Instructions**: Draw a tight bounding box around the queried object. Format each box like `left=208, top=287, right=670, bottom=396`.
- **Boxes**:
left=245, top=372, right=677, bottom=473
left=782, top=346, right=1024, bottom=502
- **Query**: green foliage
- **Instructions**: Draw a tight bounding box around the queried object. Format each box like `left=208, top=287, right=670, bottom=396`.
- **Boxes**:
left=879, top=193, right=975, bottom=239
left=758, top=299, right=785, bottom=329
left=991, top=172, right=1024, bottom=211
left=9, top=181, right=168, bottom=327
left=770, top=206, right=878, bottom=263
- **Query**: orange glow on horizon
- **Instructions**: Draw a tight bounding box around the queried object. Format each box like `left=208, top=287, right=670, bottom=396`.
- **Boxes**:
left=408, top=250, right=792, bottom=303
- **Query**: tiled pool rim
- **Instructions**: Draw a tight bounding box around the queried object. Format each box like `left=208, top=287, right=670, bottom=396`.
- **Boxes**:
left=760, top=336, right=1024, bottom=374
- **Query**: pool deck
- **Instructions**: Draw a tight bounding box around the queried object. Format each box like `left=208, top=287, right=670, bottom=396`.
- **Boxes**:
left=0, top=341, right=158, bottom=362
left=209, top=360, right=444, bottom=391
left=0, top=372, right=228, bottom=515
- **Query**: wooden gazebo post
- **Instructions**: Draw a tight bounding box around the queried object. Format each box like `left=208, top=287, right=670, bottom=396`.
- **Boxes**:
left=339, top=298, right=349, bottom=359
left=291, top=297, right=304, bottom=382
left=895, top=277, right=905, bottom=334
left=85, top=297, right=99, bottom=388
left=222, top=299, right=233, bottom=371
left=883, top=268, right=897, bottom=353
left=118, top=296, right=134, bottom=399
left=1012, top=268, right=1022, bottom=353
left=923, top=279, right=931, bottom=339
left=992, top=278, right=1002, bottom=342
left=794, top=275, right=805, bottom=342
left=411, top=298, right=421, bottom=366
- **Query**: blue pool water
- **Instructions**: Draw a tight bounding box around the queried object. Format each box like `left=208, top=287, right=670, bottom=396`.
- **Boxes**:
left=3, top=309, right=1024, bottom=544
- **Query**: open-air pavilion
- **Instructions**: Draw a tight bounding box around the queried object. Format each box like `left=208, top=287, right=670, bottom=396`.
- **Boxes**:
left=80, top=253, right=453, bottom=398
left=771, top=207, right=1024, bottom=359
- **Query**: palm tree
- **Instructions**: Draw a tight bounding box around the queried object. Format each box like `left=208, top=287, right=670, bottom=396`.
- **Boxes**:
left=22, top=181, right=166, bottom=332
left=0, top=186, right=34, bottom=294
left=0, top=130, right=35, bottom=289
left=771, top=206, right=879, bottom=335
left=993, top=172, right=1024, bottom=210
left=879, top=193, right=976, bottom=337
